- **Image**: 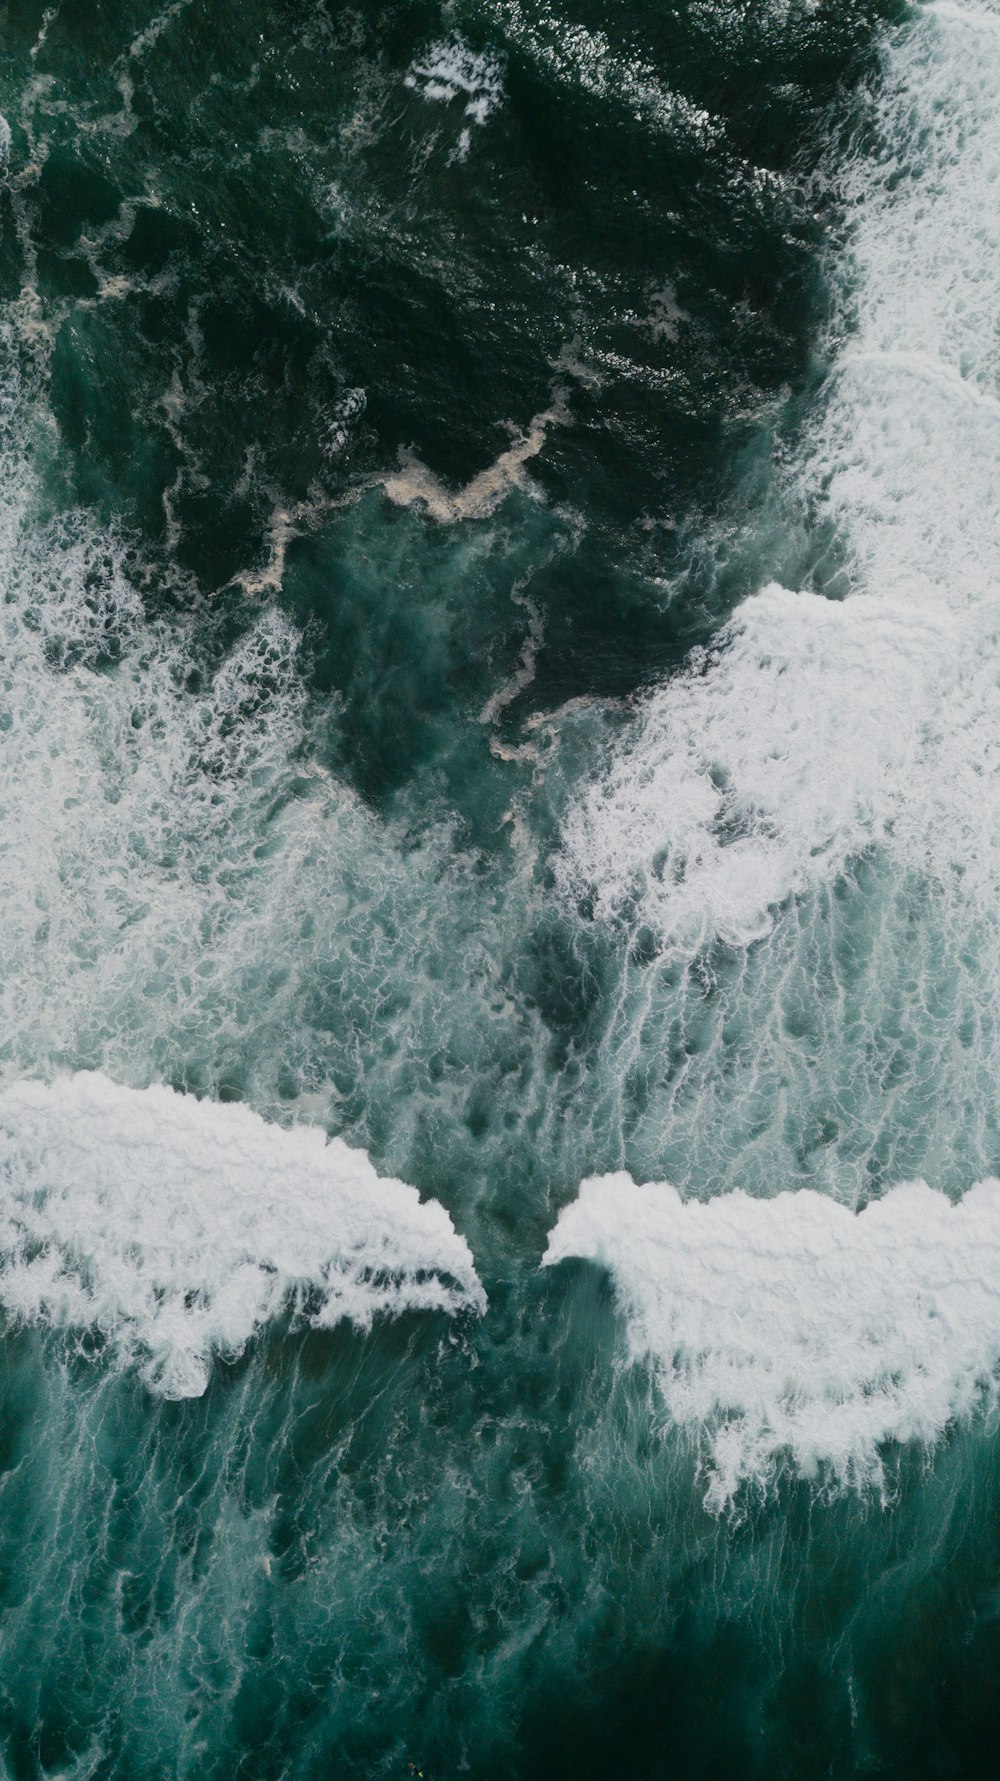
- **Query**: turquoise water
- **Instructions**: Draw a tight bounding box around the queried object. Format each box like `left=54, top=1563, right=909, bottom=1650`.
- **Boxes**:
left=7, top=0, right=1000, bottom=1773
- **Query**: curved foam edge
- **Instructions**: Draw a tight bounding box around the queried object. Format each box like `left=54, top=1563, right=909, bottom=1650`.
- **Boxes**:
left=544, top=1174, right=1000, bottom=1511
left=0, top=1073, right=486, bottom=1397
left=380, top=395, right=567, bottom=522
left=557, top=583, right=952, bottom=950
left=557, top=0, right=1000, bottom=953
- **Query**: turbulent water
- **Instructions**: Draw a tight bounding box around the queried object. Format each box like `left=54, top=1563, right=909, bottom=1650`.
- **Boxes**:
left=4, top=0, right=1000, bottom=1773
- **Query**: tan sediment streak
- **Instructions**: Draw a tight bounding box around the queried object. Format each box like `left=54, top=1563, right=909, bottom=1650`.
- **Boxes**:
left=380, top=393, right=568, bottom=522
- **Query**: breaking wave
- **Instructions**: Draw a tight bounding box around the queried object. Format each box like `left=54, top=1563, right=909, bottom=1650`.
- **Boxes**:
left=0, top=1072, right=484, bottom=1397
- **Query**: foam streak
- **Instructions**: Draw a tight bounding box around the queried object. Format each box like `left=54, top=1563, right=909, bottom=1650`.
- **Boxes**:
left=545, top=1174, right=1000, bottom=1510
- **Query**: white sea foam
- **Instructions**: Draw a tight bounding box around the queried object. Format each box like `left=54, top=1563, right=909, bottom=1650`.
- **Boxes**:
left=560, top=584, right=948, bottom=949
left=489, top=0, right=720, bottom=148
left=0, top=349, right=505, bottom=1408
left=559, top=1, right=1000, bottom=956
left=545, top=1173, right=1000, bottom=1510
left=404, top=38, right=504, bottom=160
left=0, top=1073, right=484, bottom=1397
left=0, top=318, right=561, bottom=1279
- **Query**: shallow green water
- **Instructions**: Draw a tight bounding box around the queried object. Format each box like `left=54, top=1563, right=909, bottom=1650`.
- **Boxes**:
left=6, top=0, right=1000, bottom=1774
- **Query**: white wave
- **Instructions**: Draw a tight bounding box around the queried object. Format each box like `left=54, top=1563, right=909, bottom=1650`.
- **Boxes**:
left=0, top=324, right=558, bottom=1250
left=0, top=1073, right=485, bottom=1398
left=545, top=1173, right=1000, bottom=1510
left=552, top=6, right=1000, bottom=1499
left=558, top=1, right=1000, bottom=955
left=560, top=584, right=948, bottom=949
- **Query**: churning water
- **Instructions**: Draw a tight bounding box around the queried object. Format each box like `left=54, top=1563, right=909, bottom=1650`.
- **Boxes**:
left=0, top=0, right=998, bottom=1775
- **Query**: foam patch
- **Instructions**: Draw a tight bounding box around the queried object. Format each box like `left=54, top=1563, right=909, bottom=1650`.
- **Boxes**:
left=546, top=1173, right=1000, bottom=1510
left=0, top=1073, right=485, bottom=1397
left=559, top=1, right=1000, bottom=960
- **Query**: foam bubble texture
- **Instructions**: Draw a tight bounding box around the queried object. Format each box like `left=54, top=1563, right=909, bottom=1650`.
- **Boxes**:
left=559, top=0, right=1000, bottom=955
left=545, top=1173, right=1000, bottom=1510
left=404, top=37, right=503, bottom=157
left=560, top=585, right=948, bottom=949
left=0, top=1073, right=485, bottom=1397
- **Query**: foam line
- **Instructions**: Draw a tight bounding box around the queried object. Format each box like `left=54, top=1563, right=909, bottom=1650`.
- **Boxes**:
left=545, top=1174, right=1000, bottom=1510
left=490, top=0, right=721, bottom=147
left=0, top=1073, right=485, bottom=1397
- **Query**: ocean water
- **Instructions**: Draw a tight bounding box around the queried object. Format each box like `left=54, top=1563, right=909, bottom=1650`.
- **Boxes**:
left=4, top=0, right=1000, bottom=1773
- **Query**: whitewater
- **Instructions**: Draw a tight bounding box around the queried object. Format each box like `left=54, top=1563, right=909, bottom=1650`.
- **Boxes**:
left=549, top=0, right=1000, bottom=1500
left=1, top=0, right=1000, bottom=1506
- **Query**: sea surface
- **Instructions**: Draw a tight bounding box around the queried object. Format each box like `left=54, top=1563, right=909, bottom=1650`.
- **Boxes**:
left=1, top=0, right=999, bottom=1774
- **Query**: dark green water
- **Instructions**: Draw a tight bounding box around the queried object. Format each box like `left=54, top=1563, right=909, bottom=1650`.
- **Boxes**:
left=7, top=0, right=1000, bottom=1774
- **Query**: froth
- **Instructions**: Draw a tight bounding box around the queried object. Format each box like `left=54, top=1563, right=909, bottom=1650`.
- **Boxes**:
left=559, top=584, right=947, bottom=949
left=380, top=396, right=566, bottom=522
left=404, top=38, right=504, bottom=160
left=559, top=2, right=1000, bottom=955
left=490, top=0, right=720, bottom=147
left=0, top=1073, right=485, bottom=1397
left=545, top=1174, right=1000, bottom=1510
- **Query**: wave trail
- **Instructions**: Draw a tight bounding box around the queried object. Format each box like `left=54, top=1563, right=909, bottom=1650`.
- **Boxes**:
left=545, top=1174, right=1000, bottom=1511
left=0, top=1073, right=485, bottom=1398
